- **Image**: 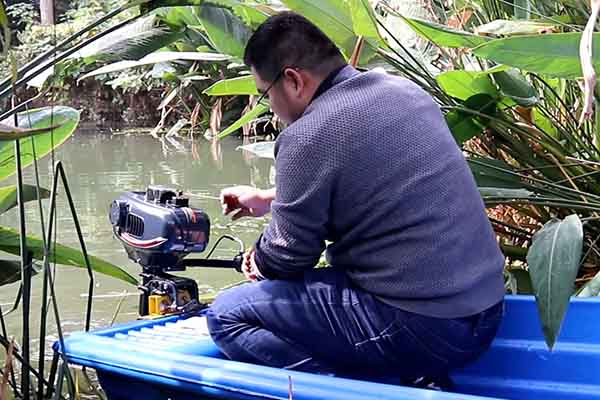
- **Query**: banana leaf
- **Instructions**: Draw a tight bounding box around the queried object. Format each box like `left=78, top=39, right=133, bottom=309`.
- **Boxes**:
left=0, top=106, right=80, bottom=182
left=0, top=226, right=137, bottom=285
left=348, top=0, right=383, bottom=42
left=204, top=75, right=258, bottom=96
left=472, top=33, right=600, bottom=79
left=0, top=123, right=61, bottom=140
left=493, top=69, right=538, bottom=107
left=400, top=16, right=490, bottom=48
left=475, top=19, right=557, bottom=37
left=0, top=184, right=50, bottom=214
left=73, top=15, right=184, bottom=63
left=195, top=6, right=252, bottom=59
left=437, top=70, right=498, bottom=101
left=80, top=51, right=231, bottom=81
left=282, top=0, right=377, bottom=63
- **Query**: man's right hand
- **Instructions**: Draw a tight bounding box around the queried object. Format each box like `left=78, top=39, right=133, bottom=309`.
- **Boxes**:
left=220, top=186, right=275, bottom=220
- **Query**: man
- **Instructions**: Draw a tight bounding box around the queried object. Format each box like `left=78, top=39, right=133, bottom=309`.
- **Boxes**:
left=206, top=12, right=505, bottom=382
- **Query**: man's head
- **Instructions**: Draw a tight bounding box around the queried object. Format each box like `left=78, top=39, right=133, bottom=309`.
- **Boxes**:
left=244, top=12, right=346, bottom=124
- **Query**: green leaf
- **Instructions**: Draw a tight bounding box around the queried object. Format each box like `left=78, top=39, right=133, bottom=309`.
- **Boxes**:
left=476, top=20, right=557, bottom=37
left=0, top=1, right=8, bottom=28
left=446, top=111, right=483, bottom=145
left=75, top=15, right=183, bottom=63
left=195, top=6, right=252, bottom=59
left=204, top=75, right=258, bottom=96
left=448, top=93, right=499, bottom=145
left=0, top=106, right=80, bottom=182
left=282, top=0, right=357, bottom=59
left=527, top=215, right=583, bottom=349
left=468, top=157, right=525, bottom=189
left=534, top=108, right=559, bottom=137
left=348, top=0, right=381, bottom=41
left=578, top=270, right=600, bottom=297
left=218, top=103, right=269, bottom=139
left=400, top=16, right=490, bottom=48
left=0, top=259, right=38, bottom=287
left=493, top=69, right=538, bottom=107
left=437, top=70, right=498, bottom=100
left=0, top=123, right=62, bottom=140
left=0, top=185, right=50, bottom=214
left=472, top=33, right=600, bottom=79
left=0, top=226, right=137, bottom=285
left=80, top=51, right=231, bottom=80
left=281, top=0, right=378, bottom=64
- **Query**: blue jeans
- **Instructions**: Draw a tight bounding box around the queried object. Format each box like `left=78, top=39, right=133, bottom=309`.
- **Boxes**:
left=206, top=267, right=502, bottom=381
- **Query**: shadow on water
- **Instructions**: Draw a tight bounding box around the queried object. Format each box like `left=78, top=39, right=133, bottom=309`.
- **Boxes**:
left=0, top=129, right=274, bottom=361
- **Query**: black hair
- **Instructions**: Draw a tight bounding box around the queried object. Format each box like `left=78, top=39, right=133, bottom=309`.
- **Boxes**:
left=243, top=11, right=345, bottom=82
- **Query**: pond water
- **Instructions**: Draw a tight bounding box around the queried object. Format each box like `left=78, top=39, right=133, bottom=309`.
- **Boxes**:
left=0, top=131, right=274, bottom=362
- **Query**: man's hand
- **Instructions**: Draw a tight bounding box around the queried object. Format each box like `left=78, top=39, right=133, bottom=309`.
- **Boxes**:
left=242, top=248, right=262, bottom=282
left=220, top=186, right=275, bottom=220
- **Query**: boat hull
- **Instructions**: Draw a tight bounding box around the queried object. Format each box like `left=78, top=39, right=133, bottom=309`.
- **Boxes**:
left=56, top=295, right=600, bottom=400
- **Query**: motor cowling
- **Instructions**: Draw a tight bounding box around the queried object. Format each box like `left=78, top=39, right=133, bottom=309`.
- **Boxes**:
left=109, top=186, right=210, bottom=270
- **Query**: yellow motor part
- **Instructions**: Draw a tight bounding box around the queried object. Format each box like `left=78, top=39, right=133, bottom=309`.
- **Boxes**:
left=148, top=295, right=171, bottom=316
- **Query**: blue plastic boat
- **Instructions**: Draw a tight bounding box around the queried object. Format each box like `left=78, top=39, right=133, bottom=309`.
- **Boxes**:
left=55, top=295, right=600, bottom=400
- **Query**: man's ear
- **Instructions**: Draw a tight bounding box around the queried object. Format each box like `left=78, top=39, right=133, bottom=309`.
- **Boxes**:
left=284, top=68, right=304, bottom=94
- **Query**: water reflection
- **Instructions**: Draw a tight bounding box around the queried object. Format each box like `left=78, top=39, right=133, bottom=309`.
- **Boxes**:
left=0, top=131, right=273, bottom=339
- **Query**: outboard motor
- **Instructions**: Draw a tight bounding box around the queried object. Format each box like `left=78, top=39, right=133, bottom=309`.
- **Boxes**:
left=110, top=186, right=243, bottom=317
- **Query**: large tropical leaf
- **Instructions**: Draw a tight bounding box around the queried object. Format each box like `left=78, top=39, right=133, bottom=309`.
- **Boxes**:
left=80, top=51, right=231, bottom=80
left=472, top=33, right=600, bottom=78
left=475, top=19, right=557, bottom=37
left=348, top=0, right=383, bottom=41
left=73, top=15, right=184, bottom=63
left=218, top=103, right=269, bottom=139
left=0, top=184, right=50, bottom=214
left=400, top=16, right=490, bottom=48
left=493, top=69, right=538, bottom=107
left=204, top=75, right=258, bottom=96
left=282, top=0, right=374, bottom=61
left=437, top=70, right=498, bottom=100
left=446, top=111, right=483, bottom=145
left=194, top=6, right=252, bottom=59
left=0, top=226, right=137, bottom=285
left=0, top=123, right=61, bottom=140
left=0, top=106, right=80, bottom=182
left=447, top=93, right=497, bottom=145
left=152, top=1, right=269, bottom=30
left=527, top=215, right=583, bottom=349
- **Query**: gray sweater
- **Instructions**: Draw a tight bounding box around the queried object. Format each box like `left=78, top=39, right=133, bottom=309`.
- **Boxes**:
left=254, top=66, right=505, bottom=318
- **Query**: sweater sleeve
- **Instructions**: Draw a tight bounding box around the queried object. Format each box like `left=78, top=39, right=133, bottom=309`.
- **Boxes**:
left=254, top=132, right=332, bottom=280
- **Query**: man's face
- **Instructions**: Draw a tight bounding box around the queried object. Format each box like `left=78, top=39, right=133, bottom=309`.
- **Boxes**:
left=252, top=67, right=309, bottom=125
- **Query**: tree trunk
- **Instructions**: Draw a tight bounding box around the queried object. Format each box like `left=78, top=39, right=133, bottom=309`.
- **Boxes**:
left=40, top=0, right=54, bottom=26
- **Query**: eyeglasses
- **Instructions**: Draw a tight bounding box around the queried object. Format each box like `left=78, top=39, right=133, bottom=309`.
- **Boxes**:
left=255, top=67, right=291, bottom=105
